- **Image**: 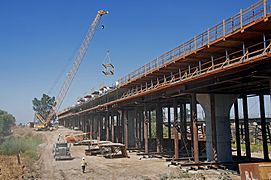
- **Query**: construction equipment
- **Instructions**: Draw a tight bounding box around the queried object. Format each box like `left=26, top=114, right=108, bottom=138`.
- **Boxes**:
left=35, top=10, right=108, bottom=128
left=52, top=142, right=73, bottom=160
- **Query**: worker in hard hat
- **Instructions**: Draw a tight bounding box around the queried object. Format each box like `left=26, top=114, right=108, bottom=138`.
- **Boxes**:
left=57, top=133, right=61, bottom=141
left=81, top=157, right=87, bottom=173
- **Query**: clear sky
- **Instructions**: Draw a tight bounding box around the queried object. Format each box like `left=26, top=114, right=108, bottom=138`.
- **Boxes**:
left=0, top=0, right=263, bottom=124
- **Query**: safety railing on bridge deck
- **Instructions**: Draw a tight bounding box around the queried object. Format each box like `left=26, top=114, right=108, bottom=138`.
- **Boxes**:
left=117, top=0, right=271, bottom=87
left=120, top=39, right=271, bottom=99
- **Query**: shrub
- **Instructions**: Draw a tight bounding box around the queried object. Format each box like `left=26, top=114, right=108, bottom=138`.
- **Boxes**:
left=0, top=135, right=43, bottom=160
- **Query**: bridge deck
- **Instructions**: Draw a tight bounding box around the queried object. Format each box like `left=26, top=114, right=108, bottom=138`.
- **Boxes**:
left=58, top=0, right=271, bottom=118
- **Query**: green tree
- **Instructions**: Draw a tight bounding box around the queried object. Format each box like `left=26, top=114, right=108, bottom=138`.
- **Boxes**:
left=0, top=110, right=16, bottom=138
left=32, top=94, right=55, bottom=120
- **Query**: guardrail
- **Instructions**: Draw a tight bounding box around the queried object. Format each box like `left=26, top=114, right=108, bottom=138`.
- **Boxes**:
left=117, top=0, right=271, bottom=87
left=121, top=39, right=271, bottom=98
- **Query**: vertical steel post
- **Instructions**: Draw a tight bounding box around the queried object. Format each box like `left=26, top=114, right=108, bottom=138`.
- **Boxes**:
left=124, top=110, right=129, bottom=149
left=98, top=115, right=101, bottom=141
left=243, top=42, right=246, bottom=55
left=211, top=56, right=214, bottom=70
left=144, top=107, right=149, bottom=154
left=111, top=115, right=115, bottom=143
left=184, top=104, right=187, bottom=140
left=168, top=106, right=172, bottom=153
left=191, top=94, right=199, bottom=163
left=138, top=111, right=142, bottom=149
left=121, top=110, right=125, bottom=144
left=106, top=112, right=110, bottom=141
left=156, top=104, right=163, bottom=153
left=223, top=19, right=226, bottom=37
left=242, top=95, right=251, bottom=159
left=240, top=9, right=243, bottom=29
left=135, top=111, right=138, bottom=148
left=263, top=33, right=267, bottom=49
left=173, top=100, right=179, bottom=159
left=116, top=113, right=120, bottom=143
left=149, top=110, right=152, bottom=140
left=264, top=0, right=267, bottom=18
left=259, top=94, right=269, bottom=161
left=234, top=100, right=241, bottom=158
left=90, top=117, right=93, bottom=139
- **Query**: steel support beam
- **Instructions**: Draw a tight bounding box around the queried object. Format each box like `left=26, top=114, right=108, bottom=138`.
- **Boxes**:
left=242, top=95, right=251, bottom=160
left=234, top=100, right=241, bottom=158
left=135, top=111, right=138, bottom=148
left=98, top=115, right=101, bottom=141
left=105, top=113, right=110, bottom=141
left=191, top=93, right=199, bottom=163
left=144, top=107, right=149, bottom=154
left=149, top=111, right=152, bottom=140
left=168, top=106, right=172, bottom=153
left=90, top=117, right=93, bottom=139
left=124, top=110, right=129, bottom=148
left=156, top=103, right=163, bottom=153
left=259, top=94, right=269, bottom=161
left=116, top=113, right=120, bottom=143
left=173, top=100, right=179, bottom=159
left=111, top=115, right=115, bottom=143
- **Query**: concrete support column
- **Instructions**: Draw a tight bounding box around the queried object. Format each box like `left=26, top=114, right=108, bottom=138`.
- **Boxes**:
left=156, top=103, right=163, bottom=153
left=234, top=100, right=241, bottom=158
left=173, top=100, right=179, bottom=159
left=144, top=107, right=149, bottom=154
left=259, top=94, right=269, bottom=161
left=210, top=94, right=218, bottom=162
left=191, top=94, right=199, bottom=163
left=242, top=95, right=251, bottom=160
left=197, top=94, right=238, bottom=162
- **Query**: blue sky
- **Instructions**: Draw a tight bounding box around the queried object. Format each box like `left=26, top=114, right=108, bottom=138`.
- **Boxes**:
left=0, top=0, right=262, bottom=123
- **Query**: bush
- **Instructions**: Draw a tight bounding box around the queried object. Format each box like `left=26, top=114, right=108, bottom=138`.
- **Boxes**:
left=0, top=135, right=43, bottom=160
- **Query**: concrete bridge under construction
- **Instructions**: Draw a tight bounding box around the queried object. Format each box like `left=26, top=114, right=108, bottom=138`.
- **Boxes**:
left=58, top=0, right=271, bottom=164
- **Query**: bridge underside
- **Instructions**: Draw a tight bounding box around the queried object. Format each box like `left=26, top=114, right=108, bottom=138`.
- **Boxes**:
left=58, top=1, right=271, bottom=165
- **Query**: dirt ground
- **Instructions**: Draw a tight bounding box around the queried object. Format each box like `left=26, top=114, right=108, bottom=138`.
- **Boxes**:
left=22, top=126, right=239, bottom=180
left=0, top=155, right=24, bottom=180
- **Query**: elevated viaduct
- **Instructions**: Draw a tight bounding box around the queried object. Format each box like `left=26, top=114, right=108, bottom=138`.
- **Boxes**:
left=58, top=0, right=271, bottom=163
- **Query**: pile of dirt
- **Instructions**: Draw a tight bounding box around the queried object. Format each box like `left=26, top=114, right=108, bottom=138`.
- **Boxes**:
left=0, top=155, right=24, bottom=180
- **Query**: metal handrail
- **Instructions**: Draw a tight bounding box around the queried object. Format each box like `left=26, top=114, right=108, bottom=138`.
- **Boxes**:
left=120, top=40, right=271, bottom=99
left=117, top=0, right=270, bottom=87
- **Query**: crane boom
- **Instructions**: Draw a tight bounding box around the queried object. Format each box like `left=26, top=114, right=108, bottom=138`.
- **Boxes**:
left=41, top=10, right=108, bottom=127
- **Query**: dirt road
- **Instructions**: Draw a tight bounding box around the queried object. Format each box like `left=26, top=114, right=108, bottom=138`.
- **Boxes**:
left=36, top=127, right=181, bottom=180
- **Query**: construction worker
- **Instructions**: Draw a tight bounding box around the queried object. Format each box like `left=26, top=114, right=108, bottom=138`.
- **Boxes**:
left=81, top=157, right=87, bottom=173
left=57, top=133, right=61, bottom=141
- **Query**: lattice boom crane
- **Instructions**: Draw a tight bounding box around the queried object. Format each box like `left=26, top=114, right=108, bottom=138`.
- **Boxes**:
left=37, top=10, right=108, bottom=127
